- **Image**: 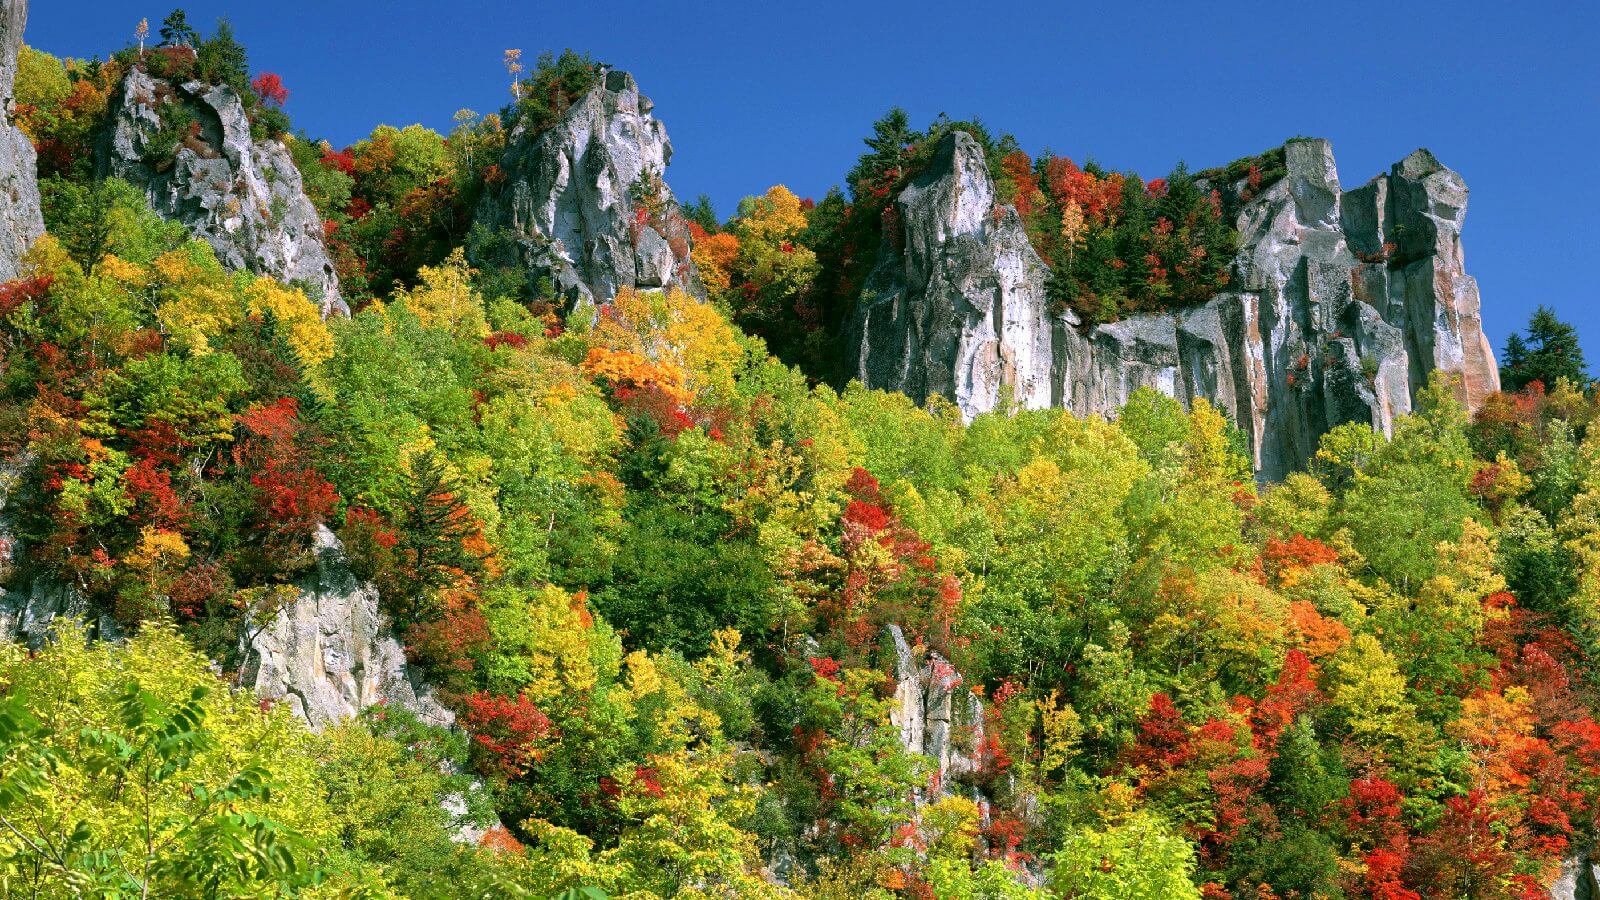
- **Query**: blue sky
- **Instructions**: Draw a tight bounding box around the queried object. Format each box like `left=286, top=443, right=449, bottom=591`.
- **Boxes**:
left=25, top=0, right=1600, bottom=364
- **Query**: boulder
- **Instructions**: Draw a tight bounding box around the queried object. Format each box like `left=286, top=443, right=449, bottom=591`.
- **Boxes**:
left=848, top=133, right=1500, bottom=479
left=474, top=66, right=701, bottom=312
left=103, top=68, right=345, bottom=315
left=0, top=0, right=43, bottom=281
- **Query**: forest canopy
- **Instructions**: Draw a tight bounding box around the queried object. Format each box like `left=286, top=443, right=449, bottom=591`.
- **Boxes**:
left=3, top=11, right=1598, bottom=900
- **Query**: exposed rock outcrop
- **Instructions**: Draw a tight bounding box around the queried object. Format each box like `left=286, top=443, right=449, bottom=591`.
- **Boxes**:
left=0, top=0, right=44, bottom=280
left=0, top=579, right=125, bottom=650
left=237, top=525, right=452, bottom=731
left=1550, top=853, right=1599, bottom=900
left=848, top=132, right=1499, bottom=479
left=885, top=625, right=986, bottom=802
left=850, top=133, right=1053, bottom=414
left=0, top=456, right=123, bottom=648
left=475, top=66, right=700, bottom=311
left=3, top=443, right=444, bottom=730
left=1, top=520, right=444, bottom=733
left=103, top=68, right=345, bottom=315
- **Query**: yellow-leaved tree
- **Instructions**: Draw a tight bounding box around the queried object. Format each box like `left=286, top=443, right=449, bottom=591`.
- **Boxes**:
left=391, top=247, right=489, bottom=339
left=584, top=286, right=743, bottom=407
left=149, top=242, right=333, bottom=371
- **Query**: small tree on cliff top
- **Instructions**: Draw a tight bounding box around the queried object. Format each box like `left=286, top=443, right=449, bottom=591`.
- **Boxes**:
left=1501, top=305, right=1590, bottom=392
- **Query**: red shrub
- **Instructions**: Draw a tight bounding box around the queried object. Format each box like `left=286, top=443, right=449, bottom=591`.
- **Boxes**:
left=1261, top=534, right=1339, bottom=577
left=0, top=275, right=52, bottom=319
left=250, top=72, right=290, bottom=107
left=483, top=331, right=530, bottom=351
left=233, top=398, right=338, bottom=562
left=1249, top=650, right=1321, bottom=751
left=1363, top=848, right=1421, bottom=900
left=404, top=607, right=491, bottom=678
left=460, top=691, right=553, bottom=778
left=124, top=457, right=188, bottom=530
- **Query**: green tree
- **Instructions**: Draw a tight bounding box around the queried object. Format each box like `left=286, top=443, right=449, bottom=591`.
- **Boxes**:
left=685, top=194, right=719, bottom=233
left=1337, top=374, right=1477, bottom=592
left=1049, top=812, right=1201, bottom=899
left=0, top=622, right=332, bottom=896
left=848, top=107, right=917, bottom=195
left=1501, top=305, right=1589, bottom=391
left=158, top=9, right=198, bottom=47
left=196, top=18, right=250, bottom=93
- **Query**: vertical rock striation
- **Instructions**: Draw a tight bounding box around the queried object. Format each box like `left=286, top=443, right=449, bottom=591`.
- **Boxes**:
left=849, top=132, right=1054, bottom=415
left=0, top=0, right=43, bottom=281
left=848, top=133, right=1499, bottom=479
left=103, top=68, right=345, bottom=315
left=474, top=67, right=700, bottom=311
left=885, top=625, right=986, bottom=802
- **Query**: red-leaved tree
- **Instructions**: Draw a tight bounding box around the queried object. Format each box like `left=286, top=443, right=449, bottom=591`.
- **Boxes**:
left=251, top=72, right=289, bottom=107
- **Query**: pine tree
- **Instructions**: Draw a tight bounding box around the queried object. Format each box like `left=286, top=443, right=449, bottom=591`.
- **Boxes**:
left=1501, top=305, right=1589, bottom=391
left=848, top=108, right=916, bottom=196
left=394, top=451, right=483, bottom=617
left=1500, top=332, right=1527, bottom=381
left=686, top=194, right=719, bottom=233
left=158, top=9, right=197, bottom=47
left=196, top=19, right=249, bottom=92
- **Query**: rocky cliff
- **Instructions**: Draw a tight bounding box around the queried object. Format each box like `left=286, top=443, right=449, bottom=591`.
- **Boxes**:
left=0, top=527, right=445, bottom=733
left=102, top=68, right=345, bottom=316
left=1551, top=853, right=1600, bottom=900
left=848, top=132, right=1499, bottom=479
left=475, top=67, right=700, bottom=311
left=236, top=526, right=454, bottom=731
left=2, top=448, right=442, bottom=730
left=885, top=625, right=987, bottom=803
left=0, top=0, right=43, bottom=281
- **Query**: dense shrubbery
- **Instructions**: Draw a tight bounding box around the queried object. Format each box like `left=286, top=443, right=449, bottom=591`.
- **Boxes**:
left=5, top=182, right=335, bottom=657
left=0, top=620, right=521, bottom=895
left=289, top=115, right=503, bottom=302
left=508, top=49, right=601, bottom=136
left=13, top=9, right=491, bottom=311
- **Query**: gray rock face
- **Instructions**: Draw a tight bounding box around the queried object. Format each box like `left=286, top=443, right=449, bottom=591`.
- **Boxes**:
left=103, top=68, right=345, bottom=315
left=475, top=67, right=700, bottom=311
left=850, top=132, right=1054, bottom=414
left=0, top=456, right=122, bottom=648
left=885, top=625, right=985, bottom=801
left=1550, top=853, right=1600, bottom=900
left=0, top=0, right=43, bottom=281
left=3, top=446, right=442, bottom=731
left=237, top=525, right=452, bottom=731
left=848, top=133, right=1500, bottom=479
left=0, top=578, right=124, bottom=650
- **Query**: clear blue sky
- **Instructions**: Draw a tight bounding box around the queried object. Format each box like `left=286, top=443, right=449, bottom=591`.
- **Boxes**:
left=25, top=0, right=1600, bottom=364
